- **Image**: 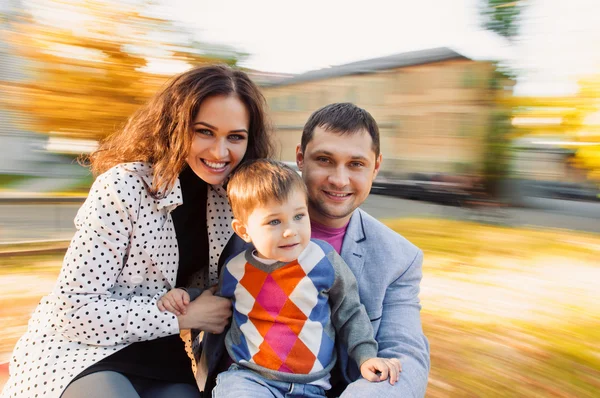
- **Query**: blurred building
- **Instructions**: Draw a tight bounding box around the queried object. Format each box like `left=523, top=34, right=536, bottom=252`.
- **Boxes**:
left=0, top=0, right=91, bottom=192
left=262, top=47, right=512, bottom=177
left=0, top=0, right=46, bottom=177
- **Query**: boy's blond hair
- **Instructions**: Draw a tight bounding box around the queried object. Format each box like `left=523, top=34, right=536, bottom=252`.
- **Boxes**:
left=227, top=159, right=307, bottom=222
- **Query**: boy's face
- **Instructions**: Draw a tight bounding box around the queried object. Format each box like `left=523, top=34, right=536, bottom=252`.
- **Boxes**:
left=233, top=187, right=311, bottom=263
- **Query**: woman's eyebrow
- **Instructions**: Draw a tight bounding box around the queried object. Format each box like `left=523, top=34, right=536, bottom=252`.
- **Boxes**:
left=193, top=121, right=248, bottom=134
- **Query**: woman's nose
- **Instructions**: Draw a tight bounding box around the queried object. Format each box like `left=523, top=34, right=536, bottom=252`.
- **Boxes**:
left=210, top=139, right=228, bottom=158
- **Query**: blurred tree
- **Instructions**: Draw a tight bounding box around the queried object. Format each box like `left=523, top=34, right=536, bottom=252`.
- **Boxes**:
left=479, top=0, right=525, bottom=41
left=565, top=75, right=600, bottom=182
left=482, top=67, right=515, bottom=197
left=2, top=0, right=246, bottom=140
left=478, top=1, right=526, bottom=198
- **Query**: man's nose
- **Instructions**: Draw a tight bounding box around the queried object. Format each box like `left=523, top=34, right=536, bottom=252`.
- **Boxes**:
left=328, top=166, right=349, bottom=187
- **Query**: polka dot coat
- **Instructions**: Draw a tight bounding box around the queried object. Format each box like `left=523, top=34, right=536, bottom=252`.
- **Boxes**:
left=1, top=163, right=201, bottom=398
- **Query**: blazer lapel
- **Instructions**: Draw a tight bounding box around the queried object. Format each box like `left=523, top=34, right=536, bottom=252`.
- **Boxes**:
left=340, top=210, right=366, bottom=280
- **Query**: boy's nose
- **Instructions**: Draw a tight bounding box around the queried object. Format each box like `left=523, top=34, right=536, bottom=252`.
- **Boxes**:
left=283, top=228, right=297, bottom=238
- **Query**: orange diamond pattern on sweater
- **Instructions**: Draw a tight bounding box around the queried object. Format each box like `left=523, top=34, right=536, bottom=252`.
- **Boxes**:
left=239, top=261, right=315, bottom=373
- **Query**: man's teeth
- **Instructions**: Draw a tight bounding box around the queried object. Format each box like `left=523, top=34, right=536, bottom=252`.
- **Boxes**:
left=328, top=192, right=350, bottom=197
left=203, top=160, right=227, bottom=169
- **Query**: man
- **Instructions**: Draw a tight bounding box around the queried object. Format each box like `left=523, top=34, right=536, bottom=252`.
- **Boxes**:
left=296, top=103, right=430, bottom=397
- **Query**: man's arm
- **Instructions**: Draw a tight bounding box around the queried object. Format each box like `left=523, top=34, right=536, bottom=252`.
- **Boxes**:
left=342, top=249, right=430, bottom=398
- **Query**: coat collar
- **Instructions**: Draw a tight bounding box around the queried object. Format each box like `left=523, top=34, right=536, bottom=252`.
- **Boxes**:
left=125, top=162, right=184, bottom=213
left=340, top=209, right=366, bottom=278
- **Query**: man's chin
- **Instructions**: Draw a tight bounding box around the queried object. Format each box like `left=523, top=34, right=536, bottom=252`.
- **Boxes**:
left=320, top=205, right=355, bottom=221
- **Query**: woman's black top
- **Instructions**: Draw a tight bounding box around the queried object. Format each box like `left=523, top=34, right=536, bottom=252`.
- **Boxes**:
left=74, top=167, right=209, bottom=384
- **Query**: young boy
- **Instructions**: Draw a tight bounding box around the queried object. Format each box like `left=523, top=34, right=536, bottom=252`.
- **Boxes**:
left=158, top=159, right=401, bottom=397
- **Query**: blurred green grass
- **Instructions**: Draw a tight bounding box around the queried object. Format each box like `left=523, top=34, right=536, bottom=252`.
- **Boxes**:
left=1, top=219, right=599, bottom=396
left=384, top=218, right=600, bottom=397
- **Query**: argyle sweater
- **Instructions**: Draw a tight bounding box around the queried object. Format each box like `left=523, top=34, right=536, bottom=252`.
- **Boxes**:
left=220, top=239, right=378, bottom=383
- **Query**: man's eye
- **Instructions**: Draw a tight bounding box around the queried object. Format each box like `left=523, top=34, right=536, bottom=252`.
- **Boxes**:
left=268, top=219, right=281, bottom=226
left=293, top=213, right=305, bottom=221
left=317, top=157, right=330, bottom=163
left=350, top=162, right=364, bottom=168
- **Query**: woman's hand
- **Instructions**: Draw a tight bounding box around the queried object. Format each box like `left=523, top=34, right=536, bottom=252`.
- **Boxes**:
left=177, top=286, right=232, bottom=333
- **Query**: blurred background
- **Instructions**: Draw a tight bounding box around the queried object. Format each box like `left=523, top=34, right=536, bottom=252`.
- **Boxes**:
left=1, top=0, right=599, bottom=396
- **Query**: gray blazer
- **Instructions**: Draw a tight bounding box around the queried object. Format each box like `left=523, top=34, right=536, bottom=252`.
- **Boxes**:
left=334, top=208, right=430, bottom=397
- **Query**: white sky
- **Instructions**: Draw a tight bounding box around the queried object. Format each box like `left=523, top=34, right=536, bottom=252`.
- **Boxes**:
left=160, top=0, right=600, bottom=97
left=23, top=0, right=600, bottom=97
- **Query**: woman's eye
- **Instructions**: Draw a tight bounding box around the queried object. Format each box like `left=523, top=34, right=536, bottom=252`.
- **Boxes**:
left=195, top=129, right=212, bottom=136
left=229, top=134, right=247, bottom=141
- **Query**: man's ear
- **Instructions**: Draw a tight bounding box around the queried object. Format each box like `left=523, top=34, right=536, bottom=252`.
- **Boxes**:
left=231, top=219, right=251, bottom=243
left=295, top=144, right=304, bottom=171
left=373, top=153, right=383, bottom=178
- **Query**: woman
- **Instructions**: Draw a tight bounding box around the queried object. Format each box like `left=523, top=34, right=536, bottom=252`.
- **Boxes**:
left=1, top=65, right=273, bottom=398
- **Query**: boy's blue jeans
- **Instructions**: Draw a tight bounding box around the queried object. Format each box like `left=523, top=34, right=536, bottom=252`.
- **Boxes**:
left=212, top=364, right=326, bottom=398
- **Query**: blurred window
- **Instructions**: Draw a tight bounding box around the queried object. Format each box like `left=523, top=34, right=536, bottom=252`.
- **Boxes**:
left=287, top=95, right=297, bottom=111
left=269, top=96, right=281, bottom=111
left=345, top=86, right=358, bottom=103
left=462, top=65, right=483, bottom=88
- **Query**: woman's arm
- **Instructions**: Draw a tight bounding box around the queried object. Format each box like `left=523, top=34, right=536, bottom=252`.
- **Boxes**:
left=53, top=168, right=180, bottom=346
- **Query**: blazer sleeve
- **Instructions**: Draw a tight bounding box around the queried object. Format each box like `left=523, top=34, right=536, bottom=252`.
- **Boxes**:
left=344, top=249, right=430, bottom=397
left=52, top=170, right=180, bottom=346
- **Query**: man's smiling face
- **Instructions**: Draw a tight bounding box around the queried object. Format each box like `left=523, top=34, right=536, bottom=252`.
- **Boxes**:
left=296, top=126, right=382, bottom=228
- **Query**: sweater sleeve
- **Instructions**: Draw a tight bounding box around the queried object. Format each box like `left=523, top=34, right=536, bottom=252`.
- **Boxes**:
left=327, top=250, right=379, bottom=367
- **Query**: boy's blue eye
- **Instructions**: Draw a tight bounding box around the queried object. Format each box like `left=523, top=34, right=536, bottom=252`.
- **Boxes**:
left=293, top=214, right=304, bottom=221
left=268, top=219, right=281, bottom=226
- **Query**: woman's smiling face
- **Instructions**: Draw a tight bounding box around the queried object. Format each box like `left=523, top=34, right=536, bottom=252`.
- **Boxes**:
left=186, top=95, right=250, bottom=185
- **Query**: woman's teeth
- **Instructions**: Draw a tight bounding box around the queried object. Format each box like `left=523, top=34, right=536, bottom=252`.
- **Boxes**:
left=203, top=160, right=227, bottom=169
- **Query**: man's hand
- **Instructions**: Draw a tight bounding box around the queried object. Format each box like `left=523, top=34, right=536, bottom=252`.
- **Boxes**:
left=360, top=357, right=402, bottom=385
left=158, top=288, right=190, bottom=316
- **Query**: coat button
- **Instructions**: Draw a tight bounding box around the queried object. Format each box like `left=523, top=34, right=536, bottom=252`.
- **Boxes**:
left=131, top=275, right=143, bottom=284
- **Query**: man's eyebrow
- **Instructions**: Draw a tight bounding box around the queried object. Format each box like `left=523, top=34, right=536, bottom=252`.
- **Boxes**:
left=193, top=121, right=248, bottom=133
left=313, top=150, right=369, bottom=161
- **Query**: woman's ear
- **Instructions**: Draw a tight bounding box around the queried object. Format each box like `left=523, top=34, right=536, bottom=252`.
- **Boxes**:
left=231, top=219, right=251, bottom=242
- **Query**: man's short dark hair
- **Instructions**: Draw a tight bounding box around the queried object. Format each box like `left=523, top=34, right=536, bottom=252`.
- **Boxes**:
left=300, top=103, right=380, bottom=157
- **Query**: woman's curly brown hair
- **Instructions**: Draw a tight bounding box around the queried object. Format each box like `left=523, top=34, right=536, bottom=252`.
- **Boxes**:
left=86, top=64, right=274, bottom=197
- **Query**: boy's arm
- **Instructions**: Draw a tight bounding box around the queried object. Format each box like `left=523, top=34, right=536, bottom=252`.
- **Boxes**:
left=327, top=250, right=379, bottom=368
left=182, top=287, right=204, bottom=301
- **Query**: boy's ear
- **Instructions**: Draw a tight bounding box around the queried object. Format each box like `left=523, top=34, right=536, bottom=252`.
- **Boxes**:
left=231, top=219, right=251, bottom=243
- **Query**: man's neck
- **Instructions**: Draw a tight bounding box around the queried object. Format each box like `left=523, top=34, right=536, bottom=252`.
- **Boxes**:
left=308, top=207, right=352, bottom=229
left=308, top=212, right=351, bottom=229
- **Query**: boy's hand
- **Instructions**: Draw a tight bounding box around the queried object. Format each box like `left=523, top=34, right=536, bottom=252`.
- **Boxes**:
left=158, top=288, right=190, bottom=316
left=360, top=357, right=402, bottom=385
